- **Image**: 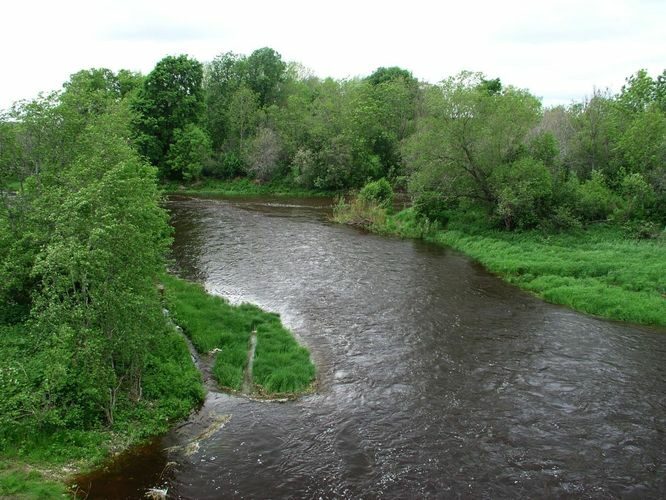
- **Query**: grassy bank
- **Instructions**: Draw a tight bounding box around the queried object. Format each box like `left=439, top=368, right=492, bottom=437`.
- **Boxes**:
left=162, top=274, right=316, bottom=395
left=0, top=320, right=204, bottom=498
left=163, top=178, right=332, bottom=198
left=335, top=202, right=666, bottom=327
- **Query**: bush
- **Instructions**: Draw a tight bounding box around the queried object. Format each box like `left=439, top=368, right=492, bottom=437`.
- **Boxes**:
left=575, top=170, right=623, bottom=222
left=490, top=158, right=553, bottom=230
left=203, top=151, right=244, bottom=179
left=413, top=191, right=450, bottom=226
left=618, top=172, right=656, bottom=221
left=358, top=178, right=393, bottom=209
left=622, top=220, right=661, bottom=239
left=548, top=206, right=583, bottom=231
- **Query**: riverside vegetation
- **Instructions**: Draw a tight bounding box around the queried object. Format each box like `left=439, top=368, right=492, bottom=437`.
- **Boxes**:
left=163, top=274, right=315, bottom=395
left=0, top=49, right=663, bottom=496
left=334, top=182, right=666, bottom=327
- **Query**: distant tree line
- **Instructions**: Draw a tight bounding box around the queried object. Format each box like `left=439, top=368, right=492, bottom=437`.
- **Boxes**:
left=125, top=50, right=665, bottom=231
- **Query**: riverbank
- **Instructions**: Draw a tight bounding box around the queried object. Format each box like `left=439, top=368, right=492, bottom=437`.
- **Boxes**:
left=162, top=274, right=316, bottom=396
left=335, top=203, right=666, bottom=327
left=0, top=275, right=315, bottom=498
left=0, top=317, right=204, bottom=498
left=0, top=272, right=316, bottom=496
left=163, top=178, right=332, bottom=198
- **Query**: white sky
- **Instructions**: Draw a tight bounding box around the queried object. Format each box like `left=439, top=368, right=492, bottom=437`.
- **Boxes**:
left=2, top=0, right=664, bottom=110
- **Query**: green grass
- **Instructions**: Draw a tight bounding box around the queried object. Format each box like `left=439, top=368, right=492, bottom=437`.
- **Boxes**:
left=163, top=178, right=331, bottom=198
left=337, top=203, right=666, bottom=327
left=252, top=316, right=315, bottom=394
left=162, top=273, right=316, bottom=395
left=0, top=461, right=67, bottom=499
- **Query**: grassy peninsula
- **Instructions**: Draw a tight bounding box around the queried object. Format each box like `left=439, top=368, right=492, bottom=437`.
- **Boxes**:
left=163, top=274, right=315, bottom=396
left=0, top=273, right=316, bottom=497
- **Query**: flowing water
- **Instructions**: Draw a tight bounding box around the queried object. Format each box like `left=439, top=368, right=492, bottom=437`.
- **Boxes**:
left=80, top=195, right=666, bottom=499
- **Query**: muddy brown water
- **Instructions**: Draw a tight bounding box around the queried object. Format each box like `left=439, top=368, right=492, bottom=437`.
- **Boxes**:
left=78, top=195, right=666, bottom=499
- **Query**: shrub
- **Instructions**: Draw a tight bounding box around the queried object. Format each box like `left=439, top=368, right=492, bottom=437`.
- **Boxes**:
left=575, top=170, right=623, bottom=222
left=413, top=191, right=450, bottom=226
left=622, top=220, right=661, bottom=239
left=203, top=151, right=244, bottom=179
left=490, top=158, right=553, bottom=229
left=618, top=172, right=656, bottom=221
left=548, top=206, right=583, bottom=231
left=358, top=178, right=393, bottom=209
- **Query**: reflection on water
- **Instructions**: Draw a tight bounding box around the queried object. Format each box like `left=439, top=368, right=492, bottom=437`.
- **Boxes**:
left=81, top=195, right=666, bottom=499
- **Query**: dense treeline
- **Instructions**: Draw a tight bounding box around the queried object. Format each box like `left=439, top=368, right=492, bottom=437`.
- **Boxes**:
left=0, top=67, right=202, bottom=464
left=6, top=51, right=663, bottom=232
left=116, top=49, right=664, bottom=232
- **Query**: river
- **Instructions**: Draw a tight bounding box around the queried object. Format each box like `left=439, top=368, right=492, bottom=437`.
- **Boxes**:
left=81, top=195, right=666, bottom=499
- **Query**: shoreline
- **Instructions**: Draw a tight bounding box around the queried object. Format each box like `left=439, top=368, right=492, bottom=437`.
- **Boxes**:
left=333, top=203, right=666, bottom=328
left=1, top=273, right=316, bottom=497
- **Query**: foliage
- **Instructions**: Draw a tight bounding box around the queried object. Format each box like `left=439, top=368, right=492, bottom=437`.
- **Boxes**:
left=412, top=191, right=451, bottom=226
left=332, top=196, right=388, bottom=230
left=167, top=123, right=213, bottom=181
left=403, top=71, right=541, bottom=211
left=358, top=178, right=394, bottom=209
left=574, top=170, right=622, bottom=221
left=226, top=85, right=260, bottom=155
left=245, top=47, right=287, bottom=107
left=163, top=177, right=329, bottom=197
left=0, top=67, right=204, bottom=495
left=132, top=55, right=204, bottom=175
left=490, top=158, right=553, bottom=229
left=246, top=127, right=282, bottom=181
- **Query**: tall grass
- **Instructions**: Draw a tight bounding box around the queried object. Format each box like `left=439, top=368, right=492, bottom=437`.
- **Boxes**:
left=252, top=316, right=315, bottom=394
left=162, top=274, right=316, bottom=395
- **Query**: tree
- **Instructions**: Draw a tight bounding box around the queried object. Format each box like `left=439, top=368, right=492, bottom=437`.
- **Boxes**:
left=404, top=71, right=541, bottom=209
left=367, top=66, right=416, bottom=87
left=132, top=55, right=205, bottom=175
left=23, top=103, right=170, bottom=427
left=204, top=52, right=246, bottom=149
left=1, top=73, right=173, bottom=428
left=246, top=127, right=282, bottom=181
left=167, top=124, right=213, bottom=181
left=245, top=47, right=286, bottom=107
left=490, top=158, right=553, bottom=229
left=226, top=85, right=260, bottom=156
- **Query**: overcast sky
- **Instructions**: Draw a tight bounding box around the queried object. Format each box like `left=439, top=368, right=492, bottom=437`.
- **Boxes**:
left=2, top=0, right=664, bottom=110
